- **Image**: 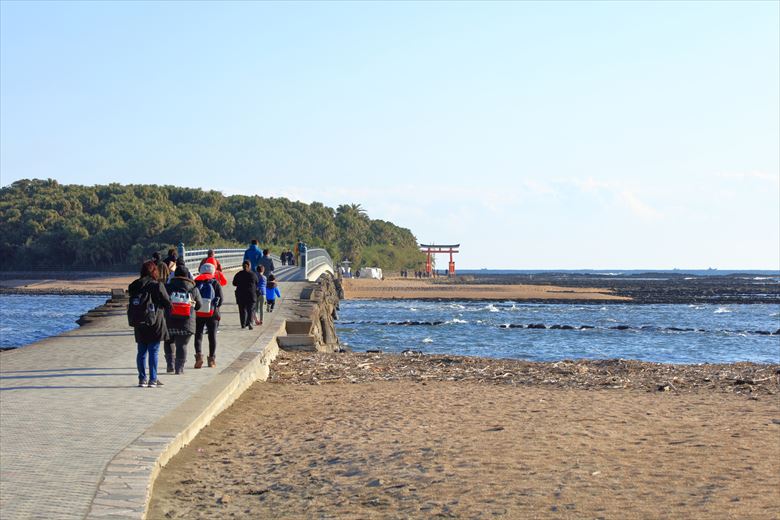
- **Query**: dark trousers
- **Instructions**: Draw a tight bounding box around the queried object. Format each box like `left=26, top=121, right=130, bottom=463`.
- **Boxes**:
left=194, top=317, right=219, bottom=358
left=165, top=335, right=192, bottom=372
left=237, top=301, right=255, bottom=328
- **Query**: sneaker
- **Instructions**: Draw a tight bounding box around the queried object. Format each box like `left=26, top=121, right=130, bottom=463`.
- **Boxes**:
left=166, top=366, right=174, bottom=373
left=148, top=379, right=164, bottom=388
left=138, top=379, right=147, bottom=387
left=248, top=324, right=253, bottom=330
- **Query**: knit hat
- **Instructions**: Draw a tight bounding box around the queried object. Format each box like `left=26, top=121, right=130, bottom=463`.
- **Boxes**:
left=174, top=265, right=190, bottom=278
left=199, top=263, right=216, bottom=275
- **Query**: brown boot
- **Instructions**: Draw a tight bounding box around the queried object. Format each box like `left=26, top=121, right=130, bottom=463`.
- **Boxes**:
left=194, top=354, right=203, bottom=369
left=207, top=356, right=216, bottom=368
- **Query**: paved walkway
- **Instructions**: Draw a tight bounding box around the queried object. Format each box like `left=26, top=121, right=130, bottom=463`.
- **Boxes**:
left=0, top=274, right=309, bottom=519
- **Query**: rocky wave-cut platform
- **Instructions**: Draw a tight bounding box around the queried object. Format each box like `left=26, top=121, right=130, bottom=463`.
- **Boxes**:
left=461, top=272, right=780, bottom=304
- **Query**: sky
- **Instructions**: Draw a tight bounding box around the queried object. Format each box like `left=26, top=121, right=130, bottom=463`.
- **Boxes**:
left=1, top=1, right=778, bottom=270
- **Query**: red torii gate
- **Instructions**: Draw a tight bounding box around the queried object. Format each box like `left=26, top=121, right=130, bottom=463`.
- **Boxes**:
left=420, top=243, right=460, bottom=277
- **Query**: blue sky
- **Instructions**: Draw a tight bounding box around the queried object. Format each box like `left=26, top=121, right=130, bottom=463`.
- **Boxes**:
left=1, top=1, right=778, bottom=269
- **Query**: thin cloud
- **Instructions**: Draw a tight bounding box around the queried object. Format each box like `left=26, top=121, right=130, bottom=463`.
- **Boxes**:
left=715, top=170, right=780, bottom=186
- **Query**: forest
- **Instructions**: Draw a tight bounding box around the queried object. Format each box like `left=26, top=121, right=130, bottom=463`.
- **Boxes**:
left=0, top=179, right=425, bottom=271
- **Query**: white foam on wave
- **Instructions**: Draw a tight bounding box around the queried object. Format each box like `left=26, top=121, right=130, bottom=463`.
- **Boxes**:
left=600, top=307, right=608, bottom=311
left=422, top=337, right=434, bottom=343
left=449, top=304, right=466, bottom=310
left=448, top=318, right=468, bottom=324
left=409, top=307, right=418, bottom=312
left=714, top=307, right=731, bottom=314
left=485, top=304, right=500, bottom=313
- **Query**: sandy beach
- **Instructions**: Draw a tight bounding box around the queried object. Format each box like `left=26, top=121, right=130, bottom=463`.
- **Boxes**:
left=342, top=278, right=629, bottom=301
left=149, top=352, right=780, bottom=519
left=0, top=274, right=136, bottom=294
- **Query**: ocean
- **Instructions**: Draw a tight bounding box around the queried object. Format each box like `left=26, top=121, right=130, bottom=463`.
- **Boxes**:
left=0, top=294, right=108, bottom=349
left=2, top=294, right=778, bottom=364
left=337, top=300, right=780, bottom=364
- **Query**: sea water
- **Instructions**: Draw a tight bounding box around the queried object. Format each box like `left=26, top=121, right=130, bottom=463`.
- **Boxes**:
left=337, top=300, right=780, bottom=364
left=0, top=294, right=108, bottom=349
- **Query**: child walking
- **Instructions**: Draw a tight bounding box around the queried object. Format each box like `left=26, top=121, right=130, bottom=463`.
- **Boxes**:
left=254, top=264, right=266, bottom=325
left=266, top=274, right=281, bottom=313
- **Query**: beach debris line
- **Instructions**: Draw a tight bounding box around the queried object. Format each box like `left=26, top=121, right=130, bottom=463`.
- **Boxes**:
left=268, top=351, right=779, bottom=397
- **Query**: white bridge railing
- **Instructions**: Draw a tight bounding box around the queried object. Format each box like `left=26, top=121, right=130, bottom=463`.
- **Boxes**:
left=178, top=243, right=331, bottom=281
left=178, top=244, right=281, bottom=273
left=304, top=248, right=335, bottom=281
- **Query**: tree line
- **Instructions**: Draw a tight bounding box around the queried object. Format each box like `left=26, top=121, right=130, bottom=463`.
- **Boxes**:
left=0, top=179, right=425, bottom=271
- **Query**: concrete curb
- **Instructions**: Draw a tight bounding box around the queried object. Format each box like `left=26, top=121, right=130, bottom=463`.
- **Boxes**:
left=86, top=320, right=286, bottom=519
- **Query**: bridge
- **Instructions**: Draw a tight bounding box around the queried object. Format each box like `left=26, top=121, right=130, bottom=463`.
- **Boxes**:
left=0, top=245, right=339, bottom=519
left=178, top=244, right=336, bottom=282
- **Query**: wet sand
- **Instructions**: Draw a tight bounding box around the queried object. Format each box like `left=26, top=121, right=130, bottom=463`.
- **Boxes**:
left=149, top=352, right=780, bottom=519
left=342, top=278, right=628, bottom=301
left=0, top=274, right=135, bottom=294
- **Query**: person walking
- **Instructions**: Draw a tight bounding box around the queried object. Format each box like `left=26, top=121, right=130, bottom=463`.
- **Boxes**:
left=233, top=260, right=258, bottom=329
left=164, top=265, right=202, bottom=374
left=265, top=274, right=281, bottom=313
left=258, top=248, right=275, bottom=277
left=298, top=241, right=307, bottom=267
left=254, top=264, right=267, bottom=326
left=151, top=252, right=170, bottom=283
left=199, top=249, right=223, bottom=272
left=243, top=239, right=263, bottom=271
left=193, top=263, right=223, bottom=368
left=202, top=256, right=227, bottom=286
left=128, top=260, right=171, bottom=388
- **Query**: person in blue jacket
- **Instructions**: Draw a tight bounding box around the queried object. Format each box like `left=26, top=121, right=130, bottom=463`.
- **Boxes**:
left=243, top=239, right=263, bottom=271
left=254, top=264, right=267, bottom=325
left=265, top=274, right=281, bottom=313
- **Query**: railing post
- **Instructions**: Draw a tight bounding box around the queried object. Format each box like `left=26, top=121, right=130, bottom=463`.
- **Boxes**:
left=178, top=242, right=185, bottom=260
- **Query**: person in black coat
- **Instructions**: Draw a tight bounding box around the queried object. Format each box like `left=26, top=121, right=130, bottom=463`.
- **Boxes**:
left=128, top=260, right=171, bottom=387
left=258, top=249, right=275, bottom=277
left=164, top=265, right=202, bottom=374
left=232, top=260, right=259, bottom=329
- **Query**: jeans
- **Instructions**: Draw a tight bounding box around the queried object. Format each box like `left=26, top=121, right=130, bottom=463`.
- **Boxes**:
left=136, top=341, right=160, bottom=382
left=194, top=317, right=219, bottom=358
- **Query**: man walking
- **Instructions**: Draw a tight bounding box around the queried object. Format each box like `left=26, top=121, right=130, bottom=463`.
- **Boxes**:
left=243, top=239, right=263, bottom=271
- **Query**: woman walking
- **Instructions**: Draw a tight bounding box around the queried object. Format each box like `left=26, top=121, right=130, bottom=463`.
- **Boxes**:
left=232, top=260, right=258, bottom=329
left=165, top=265, right=202, bottom=374
left=128, top=260, right=171, bottom=388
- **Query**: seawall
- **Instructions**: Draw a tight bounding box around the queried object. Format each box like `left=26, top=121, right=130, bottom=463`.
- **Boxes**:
left=0, top=273, right=342, bottom=520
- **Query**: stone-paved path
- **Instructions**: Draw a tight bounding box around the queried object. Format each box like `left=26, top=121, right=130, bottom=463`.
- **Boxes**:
left=0, top=277, right=307, bottom=519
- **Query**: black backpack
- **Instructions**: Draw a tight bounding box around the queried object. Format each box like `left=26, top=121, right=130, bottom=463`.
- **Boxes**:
left=127, top=283, right=159, bottom=327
